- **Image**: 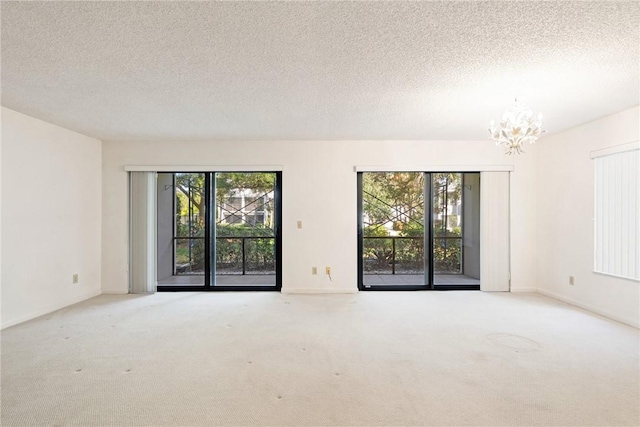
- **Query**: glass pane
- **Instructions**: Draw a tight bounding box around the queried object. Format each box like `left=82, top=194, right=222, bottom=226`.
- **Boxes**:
left=432, top=172, right=480, bottom=286
left=175, top=238, right=205, bottom=275
left=214, top=172, right=277, bottom=286
left=395, top=237, right=424, bottom=275
left=157, top=173, right=205, bottom=286
left=216, top=237, right=242, bottom=274
left=433, top=237, right=461, bottom=273
left=245, top=237, right=276, bottom=274
left=362, top=172, right=425, bottom=286
left=363, top=237, right=392, bottom=274
left=175, top=173, right=206, bottom=238
left=432, top=173, right=462, bottom=276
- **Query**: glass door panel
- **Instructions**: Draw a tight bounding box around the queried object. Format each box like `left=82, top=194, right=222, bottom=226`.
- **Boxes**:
left=361, top=172, right=426, bottom=288
left=214, top=172, right=277, bottom=287
left=432, top=173, right=480, bottom=288
left=157, top=172, right=206, bottom=286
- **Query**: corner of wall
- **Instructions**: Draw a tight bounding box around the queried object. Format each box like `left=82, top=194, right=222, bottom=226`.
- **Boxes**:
left=534, top=106, right=640, bottom=327
left=1, top=107, right=104, bottom=327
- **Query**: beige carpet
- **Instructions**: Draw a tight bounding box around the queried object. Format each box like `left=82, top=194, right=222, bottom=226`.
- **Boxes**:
left=1, top=291, right=638, bottom=426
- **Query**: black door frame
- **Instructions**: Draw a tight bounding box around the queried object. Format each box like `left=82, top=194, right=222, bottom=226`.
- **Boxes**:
left=158, top=171, right=282, bottom=292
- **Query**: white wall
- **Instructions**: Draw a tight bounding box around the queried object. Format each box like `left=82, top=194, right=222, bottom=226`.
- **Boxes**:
left=536, top=106, right=640, bottom=327
left=102, top=139, right=538, bottom=294
left=1, top=107, right=102, bottom=329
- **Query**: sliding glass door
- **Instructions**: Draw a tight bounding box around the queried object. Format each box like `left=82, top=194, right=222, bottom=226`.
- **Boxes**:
left=358, top=172, right=480, bottom=290
left=157, top=171, right=281, bottom=291
left=214, top=173, right=278, bottom=287
left=359, top=172, right=428, bottom=289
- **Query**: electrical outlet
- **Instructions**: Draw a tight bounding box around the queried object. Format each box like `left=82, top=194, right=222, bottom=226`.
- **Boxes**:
left=325, top=266, right=331, bottom=275
left=569, top=275, right=574, bottom=286
left=72, top=274, right=79, bottom=284
left=297, top=220, right=302, bottom=229
left=312, top=267, right=317, bottom=275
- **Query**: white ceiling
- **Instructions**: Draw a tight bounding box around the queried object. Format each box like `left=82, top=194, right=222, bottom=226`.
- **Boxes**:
left=1, top=1, right=638, bottom=141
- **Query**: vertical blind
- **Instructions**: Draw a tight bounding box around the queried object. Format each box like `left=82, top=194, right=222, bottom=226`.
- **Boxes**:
left=480, top=171, right=511, bottom=291
left=594, top=149, right=640, bottom=281
left=129, top=171, right=157, bottom=293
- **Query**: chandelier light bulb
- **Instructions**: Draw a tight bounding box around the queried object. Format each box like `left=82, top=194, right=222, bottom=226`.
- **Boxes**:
left=489, top=98, right=545, bottom=155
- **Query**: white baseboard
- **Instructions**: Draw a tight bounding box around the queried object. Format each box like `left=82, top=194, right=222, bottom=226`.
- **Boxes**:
left=1, top=289, right=102, bottom=330
left=537, top=288, right=639, bottom=328
left=510, top=287, right=537, bottom=293
left=101, top=289, right=129, bottom=295
left=282, top=287, right=358, bottom=294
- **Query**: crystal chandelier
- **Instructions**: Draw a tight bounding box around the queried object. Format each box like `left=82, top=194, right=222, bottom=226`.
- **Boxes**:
left=489, top=99, right=545, bottom=155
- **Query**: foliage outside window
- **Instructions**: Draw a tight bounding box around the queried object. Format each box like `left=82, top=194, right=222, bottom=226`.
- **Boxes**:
left=362, top=172, right=463, bottom=274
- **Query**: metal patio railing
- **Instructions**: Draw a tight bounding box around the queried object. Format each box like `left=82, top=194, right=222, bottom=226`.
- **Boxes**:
left=363, top=235, right=462, bottom=274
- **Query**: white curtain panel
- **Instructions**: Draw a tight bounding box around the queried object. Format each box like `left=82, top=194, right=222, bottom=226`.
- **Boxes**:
left=129, top=171, right=157, bottom=294
left=480, top=171, right=510, bottom=291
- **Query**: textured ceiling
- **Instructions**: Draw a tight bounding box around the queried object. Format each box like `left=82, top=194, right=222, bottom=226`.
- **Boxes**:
left=2, top=1, right=639, bottom=141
